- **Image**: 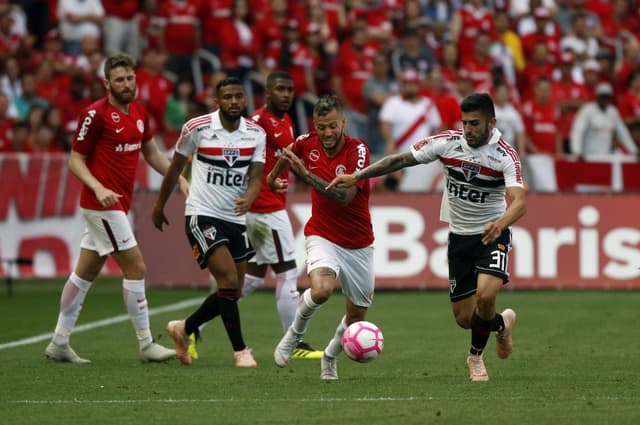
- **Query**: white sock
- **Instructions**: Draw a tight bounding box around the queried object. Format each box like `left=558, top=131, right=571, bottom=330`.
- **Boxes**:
left=292, top=288, right=320, bottom=336
left=324, top=316, right=347, bottom=358
left=275, top=268, right=299, bottom=331
left=123, top=279, right=152, bottom=348
left=242, top=273, right=264, bottom=297
left=52, top=273, right=92, bottom=346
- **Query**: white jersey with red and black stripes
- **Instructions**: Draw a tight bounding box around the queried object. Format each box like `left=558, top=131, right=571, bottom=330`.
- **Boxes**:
left=410, top=128, right=523, bottom=235
left=175, top=110, right=266, bottom=224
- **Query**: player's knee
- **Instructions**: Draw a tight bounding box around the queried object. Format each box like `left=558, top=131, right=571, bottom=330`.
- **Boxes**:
left=454, top=313, right=472, bottom=329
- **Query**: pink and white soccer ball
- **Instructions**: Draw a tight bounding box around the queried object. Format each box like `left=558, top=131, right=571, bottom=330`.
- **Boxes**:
left=341, top=321, right=384, bottom=363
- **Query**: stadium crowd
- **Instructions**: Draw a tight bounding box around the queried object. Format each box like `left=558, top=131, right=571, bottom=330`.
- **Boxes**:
left=0, top=0, right=639, bottom=187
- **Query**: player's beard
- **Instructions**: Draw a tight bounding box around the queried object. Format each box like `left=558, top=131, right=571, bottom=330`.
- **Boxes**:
left=220, top=107, right=242, bottom=122
left=466, top=124, right=491, bottom=148
left=112, top=87, right=136, bottom=105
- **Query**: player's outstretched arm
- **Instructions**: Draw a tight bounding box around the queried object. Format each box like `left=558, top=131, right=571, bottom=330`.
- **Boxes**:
left=326, top=151, right=418, bottom=190
left=152, top=152, right=189, bottom=231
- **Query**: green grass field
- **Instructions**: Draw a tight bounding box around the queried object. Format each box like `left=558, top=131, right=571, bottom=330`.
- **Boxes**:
left=0, top=279, right=638, bottom=425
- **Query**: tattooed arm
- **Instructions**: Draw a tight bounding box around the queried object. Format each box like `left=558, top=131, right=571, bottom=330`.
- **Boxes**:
left=281, top=149, right=357, bottom=206
left=326, top=151, right=419, bottom=189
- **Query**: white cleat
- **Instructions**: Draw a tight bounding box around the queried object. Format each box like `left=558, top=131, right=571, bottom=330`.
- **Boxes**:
left=274, top=327, right=300, bottom=367
left=45, top=342, right=91, bottom=364
left=320, top=354, right=338, bottom=380
left=140, top=342, right=176, bottom=362
left=496, top=309, right=516, bottom=359
left=466, top=353, right=489, bottom=382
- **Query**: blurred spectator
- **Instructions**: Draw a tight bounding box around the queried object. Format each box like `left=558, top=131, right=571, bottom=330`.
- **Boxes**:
left=348, top=0, right=394, bottom=44
left=199, top=0, right=233, bottom=58
left=521, top=6, right=561, bottom=63
left=9, top=119, right=30, bottom=152
left=43, top=106, right=69, bottom=151
left=439, top=42, right=460, bottom=90
left=138, top=0, right=163, bottom=51
left=157, top=0, right=201, bottom=80
left=390, top=26, right=437, bottom=81
left=450, top=0, right=494, bottom=63
left=0, top=91, right=14, bottom=151
left=560, top=11, right=600, bottom=62
left=570, top=82, right=638, bottom=157
left=136, top=47, right=173, bottom=136
left=552, top=52, right=589, bottom=153
left=379, top=68, right=443, bottom=192
left=0, top=56, right=22, bottom=105
left=75, top=34, right=105, bottom=78
left=57, top=0, right=105, bottom=55
left=24, top=103, right=46, bottom=147
left=0, top=8, right=21, bottom=60
left=16, top=0, right=49, bottom=50
left=521, top=77, right=562, bottom=155
left=253, top=0, right=285, bottom=74
left=618, top=71, right=640, bottom=127
left=102, top=0, right=141, bottom=59
left=395, top=0, right=427, bottom=35
left=460, top=32, right=495, bottom=93
left=518, top=42, right=555, bottom=100
left=218, top=0, right=257, bottom=81
left=14, top=73, right=49, bottom=120
left=34, top=59, right=68, bottom=104
left=493, top=10, right=525, bottom=74
left=195, top=70, right=227, bottom=112
left=493, top=82, right=529, bottom=156
left=362, top=52, right=398, bottom=155
left=517, top=0, right=559, bottom=36
left=41, top=29, right=77, bottom=75
left=424, top=68, right=461, bottom=131
left=54, top=72, right=90, bottom=133
left=165, top=77, right=196, bottom=133
left=422, top=0, right=456, bottom=26
left=608, top=0, right=640, bottom=42
left=580, top=59, right=603, bottom=97
left=304, top=22, right=333, bottom=94
left=279, top=19, right=318, bottom=96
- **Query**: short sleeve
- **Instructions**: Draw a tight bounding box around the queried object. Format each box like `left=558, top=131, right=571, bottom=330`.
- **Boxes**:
left=71, top=107, right=103, bottom=155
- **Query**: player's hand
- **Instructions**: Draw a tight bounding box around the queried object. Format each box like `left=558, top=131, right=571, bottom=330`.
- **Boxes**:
left=152, top=206, right=169, bottom=231
left=233, top=197, right=250, bottom=216
left=94, top=186, right=123, bottom=208
left=280, top=149, right=307, bottom=178
left=268, top=177, right=288, bottom=193
left=178, top=176, right=190, bottom=197
left=481, top=221, right=502, bottom=245
left=326, top=174, right=357, bottom=190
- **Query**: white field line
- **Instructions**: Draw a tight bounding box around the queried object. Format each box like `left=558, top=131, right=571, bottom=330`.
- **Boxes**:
left=0, top=297, right=202, bottom=351
left=6, top=396, right=638, bottom=404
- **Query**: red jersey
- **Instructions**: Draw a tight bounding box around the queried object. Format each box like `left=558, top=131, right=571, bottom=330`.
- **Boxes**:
left=618, top=92, right=640, bottom=123
left=456, top=4, right=494, bottom=62
left=293, top=133, right=373, bottom=249
left=248, top=106, right=295, bottom=213
left=333, top=40, right=376, bottom=112
left=199, top=0, right=233, bottom=46
left=0, top=118, right=13, bottom=152
left=102, top=0, right=139, bottom=19
left=158, top=0, right=200, bottom=55
left=71, top=98, right=153, bottom=213
left=521, top=99, right=560, bottom=154
left=551, top=79, right=589, bottom=139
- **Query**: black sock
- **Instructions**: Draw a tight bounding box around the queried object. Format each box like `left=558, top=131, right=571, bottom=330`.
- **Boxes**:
left=491, top=313, right=505, bottom=333
left=216, top=288, right=246, bottom=352
left=470, top=311, right=492, bottom=355
left=185, top=292, right=220, bottom=335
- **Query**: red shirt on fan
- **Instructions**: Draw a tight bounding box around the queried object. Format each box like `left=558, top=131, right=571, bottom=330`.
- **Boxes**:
left=158, top=0, right=200, bottom=56
left=248, top=106, right=295, bottom=213
left=71, top=98, right=153, bottom=213
left=292, top=132, right=373, bottom=249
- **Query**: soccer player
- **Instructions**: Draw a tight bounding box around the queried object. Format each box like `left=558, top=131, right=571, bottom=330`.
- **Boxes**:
left=243, top=71, right=322, bottom=360
left=328, top=93, right=527, bottom=382
left=152, top=77, right=265, bottom=368
left=270, top=95, right=375, bottom=380
left=45, top=53, right=188, bottom=364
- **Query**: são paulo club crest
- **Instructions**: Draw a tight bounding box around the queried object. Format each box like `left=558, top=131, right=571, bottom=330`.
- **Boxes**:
left=223, top=148, right=240, bottom=166
left=461, top=161, right=480, bottom=181
left=203, top=225, right=217, bottom=240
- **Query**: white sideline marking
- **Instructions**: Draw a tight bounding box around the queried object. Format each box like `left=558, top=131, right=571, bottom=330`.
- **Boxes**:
left=7, top=395, right=637, bottom=404
left=0, top=298, right=202, bottom=351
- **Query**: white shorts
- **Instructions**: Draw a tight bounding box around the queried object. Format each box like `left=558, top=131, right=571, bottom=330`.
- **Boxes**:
left=246, top=210, right=296, bottom=265
left=79, top=208, right=137, bottom=256
left=305, top=235, right=375, bottom=307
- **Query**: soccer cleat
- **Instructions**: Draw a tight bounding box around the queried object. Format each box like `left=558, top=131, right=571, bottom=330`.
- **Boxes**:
left=166, top=320, right=192, bottom=365
left=496, top=308, right=517, bottom=359
left=320, top=354, right=338, bottom=380
left=292, top=341, right=324, bottom=360
left=140, top=342, right=176, bottom=362
left=45, top=342, right=91, bottom=364
left=274, top=326, right=301, bottom=367
left=234, top=347, right=257, bottom=367
left=188, top=333, right=199, bottom=360
left=466, top=353, right=489, bottom=382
